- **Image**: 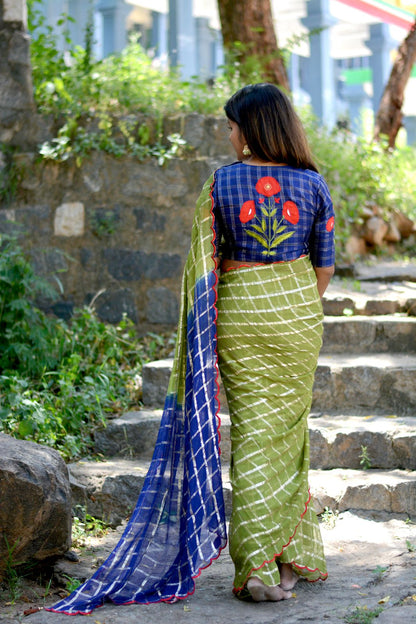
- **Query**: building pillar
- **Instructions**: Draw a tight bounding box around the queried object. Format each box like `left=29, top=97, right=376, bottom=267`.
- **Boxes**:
left=168, top=0, right=196, bottom=79
left=151, top=11, right=168, bottom=67
left=404, top=115, right=416, bottom=145
left=365, top=23, right=396, bottom=113
left=196, top=17, right=213, bottom=80
left=96, top=0, right=130, bottom=57
left=67, top=0, right=93, bottom=48
left=341, top=83, right=371, bottom=135
left=301, top=0, right=337, bottom=128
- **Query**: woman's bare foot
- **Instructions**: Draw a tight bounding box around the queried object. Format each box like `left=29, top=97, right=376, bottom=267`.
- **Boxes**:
left=246, top=576, right=292, bottom=602
left=278, top=563, right=299, bottom=591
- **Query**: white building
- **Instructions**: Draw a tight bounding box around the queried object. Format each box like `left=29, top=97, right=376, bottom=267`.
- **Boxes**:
left=37, top=0, right=416, bottom=141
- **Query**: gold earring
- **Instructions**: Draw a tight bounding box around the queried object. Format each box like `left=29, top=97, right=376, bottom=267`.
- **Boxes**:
left=242, top=144, right=251, bottom=156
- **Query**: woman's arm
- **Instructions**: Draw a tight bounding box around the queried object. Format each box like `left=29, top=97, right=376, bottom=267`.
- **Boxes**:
left=314, top=265, right=335, bottom=298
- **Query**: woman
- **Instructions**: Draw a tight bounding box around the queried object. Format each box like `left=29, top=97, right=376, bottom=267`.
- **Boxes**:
left=46, top=84, right=334, bottom=615
left=214, top=83, right=334, bottom=602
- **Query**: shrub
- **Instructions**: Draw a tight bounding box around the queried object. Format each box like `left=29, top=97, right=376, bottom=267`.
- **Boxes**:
left=0, top=239, right=173, bottom=460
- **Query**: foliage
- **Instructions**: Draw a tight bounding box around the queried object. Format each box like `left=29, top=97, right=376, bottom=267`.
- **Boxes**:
left=320, top=507, right=339, bottom=529
left=359, top=445, right=372, bottom=470
left=344, top=605, right=383, bottom=623
left=304, top=114, right=416, bottom=259
left=0, top=239, right=174, bottom=461
left=72, top=507, right=110, bottom=548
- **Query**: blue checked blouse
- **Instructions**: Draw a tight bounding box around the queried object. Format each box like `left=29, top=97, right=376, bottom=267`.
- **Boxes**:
left=212, top=162, right=335, bottom=267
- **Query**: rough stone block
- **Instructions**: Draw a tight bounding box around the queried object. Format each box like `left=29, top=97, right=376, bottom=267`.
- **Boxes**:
left=364, top=299, right=401, bottom=315
left=54, top=202, right=85, bottom=237
left=94, top=411, right=163, bottom=460
left=146, top=287, right=179, bottom=324
left=0, top=434, right=72, bottom=576
left=104, top=249, right=182, bottom=281
left=92, top=288, right=138, bottom=324
left=3, top=0, right=27, bottom=24
left=322, top=297, right=355, bottom=316
left=142, top=359, right=172, bottom=407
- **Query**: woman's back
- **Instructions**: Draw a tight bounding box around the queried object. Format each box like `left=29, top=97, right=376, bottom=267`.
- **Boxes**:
left=213, top=161, right=335, bottom=267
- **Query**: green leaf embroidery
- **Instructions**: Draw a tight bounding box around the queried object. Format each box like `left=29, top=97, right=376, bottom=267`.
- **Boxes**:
left=246, top=230, right=268, bottom=246
left=270, top=231, right=294, bottom=248
left=250, top=224, right=265, bottom=235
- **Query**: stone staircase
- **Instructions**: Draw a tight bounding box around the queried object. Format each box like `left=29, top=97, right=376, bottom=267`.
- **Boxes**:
left=68, top=267, right=416, bottom=528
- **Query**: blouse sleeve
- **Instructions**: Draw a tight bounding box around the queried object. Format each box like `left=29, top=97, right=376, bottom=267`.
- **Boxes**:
left=309, top=177, right=335, bottom=267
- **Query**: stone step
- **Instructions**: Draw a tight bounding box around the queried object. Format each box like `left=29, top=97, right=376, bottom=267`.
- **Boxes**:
left=68, top=458, right=416, bottom=527
left=94, top=410, right=416, bottom=470
left=314, top=352, right=416, bottom=415
left=321, top=315, right=416, bottom=353
left=142, top=354, right=416, bottom=415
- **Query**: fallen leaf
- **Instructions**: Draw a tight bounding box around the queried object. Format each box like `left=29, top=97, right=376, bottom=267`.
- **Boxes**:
left=378, top=595, right=390, bottom=604
left=24, top=607, right=43, bottom=616
left=358, top=592, right=368, bottom=596
left=183, top=605, right=191, bottom=612
left=351, top=584, right=361, bottom=589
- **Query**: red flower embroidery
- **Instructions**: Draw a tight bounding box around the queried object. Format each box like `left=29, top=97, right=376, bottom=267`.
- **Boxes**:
left=259, top=198, right=265, bottom=204
left=282, top=201, right=299, bottom=225
left=239, top=200, right=256, bottom=223
left=255, top=177, right=281, bottom=197
left=326, top=216, right=335, bottom=232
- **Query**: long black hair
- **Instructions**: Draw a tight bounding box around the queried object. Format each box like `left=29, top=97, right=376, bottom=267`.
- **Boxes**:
left=224, top=83, right=318, bottom=172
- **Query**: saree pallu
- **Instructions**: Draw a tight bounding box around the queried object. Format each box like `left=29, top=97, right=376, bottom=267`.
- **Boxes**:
left=46, top=175, right=227, bottom=615
left=216, top=257, right=328, bottom=592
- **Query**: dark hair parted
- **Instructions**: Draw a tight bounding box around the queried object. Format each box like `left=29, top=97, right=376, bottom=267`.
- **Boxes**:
left=224, top=83, right=318, bottom=172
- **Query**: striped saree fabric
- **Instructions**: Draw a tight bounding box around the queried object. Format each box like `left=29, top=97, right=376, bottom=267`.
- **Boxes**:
left=46, top=175, right=227, bottom=614
left=216, top=258, right=328, bottom=592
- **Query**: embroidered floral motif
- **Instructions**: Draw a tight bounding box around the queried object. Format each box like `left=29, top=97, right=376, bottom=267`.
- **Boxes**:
left=282, top=201, right=299, bottom=225
left=239, top=200, right=256, bottom=224
left=239, top=177, right=299, bottom=256
left=255, top=176, right=281, bottom=197
left=326, top=216, right=335, bottom=232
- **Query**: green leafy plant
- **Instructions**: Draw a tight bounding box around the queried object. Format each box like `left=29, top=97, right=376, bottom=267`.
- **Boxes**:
left=320, top=507, right=339, bottom=529
left=359, top=445, right=372, bottom=470
left=345, top=605, right=383, bottom=624
left=62, top=575, right=82, bottom=594
left=371, top=565, right=388, bottom=582
left=0, top=537, right=23, bottom=604
left=0, top=241, right=174, bottom=460
left=72, top=507, right=109, bottom=548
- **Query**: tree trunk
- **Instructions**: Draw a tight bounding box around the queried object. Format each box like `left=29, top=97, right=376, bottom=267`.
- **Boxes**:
left=373, top=21, right=416, bottom=148
left=217, top=0, right=290, bottom=91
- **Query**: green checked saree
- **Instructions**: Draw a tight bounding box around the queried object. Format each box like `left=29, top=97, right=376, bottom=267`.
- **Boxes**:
left=48, top=170, right=327, bottom=615
left=217, top=258, right=328, bottom=592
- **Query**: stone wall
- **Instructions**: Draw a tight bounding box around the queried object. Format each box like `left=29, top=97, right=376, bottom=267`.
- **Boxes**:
left=0, top=0, right=36, bottom=147
left=0, top=114, right=234, bottom=331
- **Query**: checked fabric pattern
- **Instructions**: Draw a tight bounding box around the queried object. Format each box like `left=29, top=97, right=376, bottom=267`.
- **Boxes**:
left=216, top=257, right=328, bottom=591
left=46, top=175, right=227, bottom=615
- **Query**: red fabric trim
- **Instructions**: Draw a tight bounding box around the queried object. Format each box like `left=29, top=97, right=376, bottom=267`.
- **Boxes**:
left=337, top=0, right=414, bottom=30
left=209, top=175, right=223, bottom=456
left=233, top=489, right=328, bottom=593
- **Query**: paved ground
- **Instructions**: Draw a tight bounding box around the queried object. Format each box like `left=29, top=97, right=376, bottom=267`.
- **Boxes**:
left=1, top=512, right=415, bottom=624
